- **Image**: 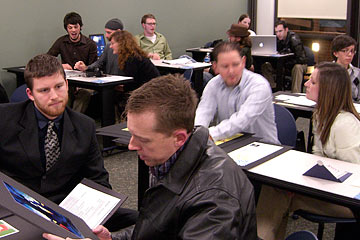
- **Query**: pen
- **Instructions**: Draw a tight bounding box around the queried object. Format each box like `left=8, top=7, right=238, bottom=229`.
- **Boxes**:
left=162, top=61, right=171, bottom=65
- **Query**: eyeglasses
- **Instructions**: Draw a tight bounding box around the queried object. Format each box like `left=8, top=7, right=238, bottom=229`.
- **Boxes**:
left=145, top=22, right=157, bottom=26
left=339, top=49, right=357, bottom=55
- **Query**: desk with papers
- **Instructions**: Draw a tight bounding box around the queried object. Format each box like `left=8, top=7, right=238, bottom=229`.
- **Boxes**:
left=151, top=59, right=211, bottom=97
left=66, top=72, right=132, bottom=148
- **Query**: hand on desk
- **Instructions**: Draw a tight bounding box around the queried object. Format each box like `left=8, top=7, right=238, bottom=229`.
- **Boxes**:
left=148, top=52, right=160, bottom=60
left=62, top=64, right=73, bottom=70
left=115, top=85, right=124, bottom=92
left=42, top=225, right=112, bottom=240
left=74, top=61, right=88, bottom=71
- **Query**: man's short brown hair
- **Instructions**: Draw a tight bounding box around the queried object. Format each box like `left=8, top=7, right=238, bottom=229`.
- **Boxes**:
left=24, top=54, right=66, bottom=90
left=141, top=14, right=156, bottom=24
left=125, top=74, right=198, bottom=135
left=212, top=42, right=245, bottom=62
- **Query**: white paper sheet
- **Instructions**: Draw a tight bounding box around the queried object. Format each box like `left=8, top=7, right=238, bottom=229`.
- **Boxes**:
left=228, top=142, right=282, bottom=167
left=60, top=183, right=120, bottom=229
left=284, top=96, right=316, bottom=107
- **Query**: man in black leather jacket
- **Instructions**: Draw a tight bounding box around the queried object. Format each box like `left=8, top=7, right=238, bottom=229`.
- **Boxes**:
left=275, top=20, right=307, bottom=93
left=43, top=74, right=258, bottom=240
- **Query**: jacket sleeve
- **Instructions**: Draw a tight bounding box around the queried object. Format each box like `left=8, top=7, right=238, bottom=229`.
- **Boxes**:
left=88, top=40, right=98, bottom=65
left=87, top=47, right=108, bottom=71
left=111, top=226, right=134, bottom=240
left=178, top=189, right=257, bottom=240
left=47, top=38, right=61, bottom=57
left=80, top=121, right=111, bottom=189
left=329, top=113, right=360, bottom=164
left=163, top=39, right=173, bottom=60
left=290, top=34, right=307, bottom=64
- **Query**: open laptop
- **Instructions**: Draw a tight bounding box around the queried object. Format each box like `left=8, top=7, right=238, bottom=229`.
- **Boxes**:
left=89, top=34, right=106, bottom=57
left=251, top=35, right=277, bottom=55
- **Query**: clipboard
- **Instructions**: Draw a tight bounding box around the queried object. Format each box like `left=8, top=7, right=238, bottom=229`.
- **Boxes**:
left=60, top=178, right=127, bottom=229
left=0, top=171, right=99, bottom=239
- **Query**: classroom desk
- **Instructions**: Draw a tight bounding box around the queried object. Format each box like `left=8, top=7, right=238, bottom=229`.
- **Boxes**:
left=151, top=59, right=211, bottom=97
left=67, top=75, right=133, bottom=148
left=252, top=53, right=294, bottom=91
left=186, top=47, right=294, bottom=91
left=3, top=66, right=25, bottom=87
left=248, top=149, right=360, bottom=215
left=185, top=47, right=213, bottom=62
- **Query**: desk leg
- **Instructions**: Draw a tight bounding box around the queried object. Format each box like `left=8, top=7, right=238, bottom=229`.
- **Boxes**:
left=275, top=59, right=286, bottom=91
left=307, top=116, right=313, bottom=153
left=192, top=69, right=204, bottom=98
left=100, top=87, right=115, bottom=148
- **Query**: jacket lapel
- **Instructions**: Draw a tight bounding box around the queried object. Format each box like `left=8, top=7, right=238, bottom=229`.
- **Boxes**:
left=18, top=103, right=43, bottom=171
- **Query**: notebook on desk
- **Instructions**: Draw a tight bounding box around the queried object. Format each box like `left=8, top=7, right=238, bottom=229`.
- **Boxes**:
left=251, top=35, right=277, bottom=55
left=89, top=34, right=106, bottom=56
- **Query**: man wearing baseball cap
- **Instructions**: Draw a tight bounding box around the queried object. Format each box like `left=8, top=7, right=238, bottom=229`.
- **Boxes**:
left=75, top=18, right=125, bottom=75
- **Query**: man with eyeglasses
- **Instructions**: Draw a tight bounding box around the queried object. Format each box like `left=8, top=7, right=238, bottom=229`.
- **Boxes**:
left=274, top=20, right=307, bottom=93
left=331, top=35, right=360, bottom=102
left=135, top=14, right=172, bottom=60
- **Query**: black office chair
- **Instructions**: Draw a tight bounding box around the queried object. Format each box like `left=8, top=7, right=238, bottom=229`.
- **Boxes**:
left=274, top=104, right=297, bottom=147
left=285, top=230, right=318, bottom=240
left=10, top=84, right=28, bottom=103
left=0, top=83, right=9, bottom=103
left=292, top=209, right=356, bottom=240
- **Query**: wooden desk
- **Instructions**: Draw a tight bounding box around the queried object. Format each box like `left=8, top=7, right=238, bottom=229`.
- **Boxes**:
left=151, top=59, right=211, bottom=97
left=248, top=150, right=360, bottom=214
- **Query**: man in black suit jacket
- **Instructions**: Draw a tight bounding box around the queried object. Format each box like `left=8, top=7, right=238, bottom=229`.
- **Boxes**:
left=0, top=54, right=136, bottom=230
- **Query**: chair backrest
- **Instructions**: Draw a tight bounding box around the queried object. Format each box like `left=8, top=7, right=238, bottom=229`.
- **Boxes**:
left=286, top=230, right=318, bottom=240
left=304, top=46, right=315, bottom=66
left=274, top=104, right=297, bottom=147
left=10, top=84, right=29, bottom=103
left=0, top=83, right=9, bottom=103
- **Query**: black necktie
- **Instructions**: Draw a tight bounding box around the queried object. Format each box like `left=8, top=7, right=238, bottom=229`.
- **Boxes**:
left=44, top=121, right=60, bottom=171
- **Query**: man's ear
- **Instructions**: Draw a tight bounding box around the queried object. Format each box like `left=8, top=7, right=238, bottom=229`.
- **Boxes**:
left=241, top=55, right=246, bottom=66
left=26, top=88, right=34, bottom=101
left=212, top=61, right=218, bottom=72
left=173, top=129, right=188, bottom=148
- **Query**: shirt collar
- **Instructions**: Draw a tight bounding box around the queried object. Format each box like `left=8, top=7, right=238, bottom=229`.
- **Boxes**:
left=34, top=103, right=63, bottom=130
left=150, top=132, right=191, bottom=180
left=64, top=33, right=86, bottom=44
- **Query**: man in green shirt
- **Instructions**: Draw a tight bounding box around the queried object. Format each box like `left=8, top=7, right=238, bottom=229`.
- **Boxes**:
left=135, top=14, right=172, bottom=60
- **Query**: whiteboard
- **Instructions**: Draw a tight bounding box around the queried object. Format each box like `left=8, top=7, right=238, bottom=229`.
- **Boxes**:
left=278, top=0, right=347, bottom=20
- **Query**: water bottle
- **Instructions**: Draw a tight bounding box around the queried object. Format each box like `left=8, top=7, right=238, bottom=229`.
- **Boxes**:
left=204, top=52, right=211, bottom=63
